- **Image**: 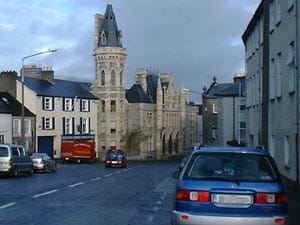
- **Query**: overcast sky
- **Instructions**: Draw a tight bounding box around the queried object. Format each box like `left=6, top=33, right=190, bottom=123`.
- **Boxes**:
left=0, top=0, right=261, bottom=103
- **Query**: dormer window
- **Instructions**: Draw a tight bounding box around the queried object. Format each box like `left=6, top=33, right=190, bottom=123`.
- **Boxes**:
left=100, top=32, right=106, bottom=45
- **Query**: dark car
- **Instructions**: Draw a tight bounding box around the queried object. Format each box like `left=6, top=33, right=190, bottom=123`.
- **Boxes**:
left=105, top=149, right=127, bottom=168
left=171, top=146, right=288, bottom=225
left=31, top=153, right=57, bottom=173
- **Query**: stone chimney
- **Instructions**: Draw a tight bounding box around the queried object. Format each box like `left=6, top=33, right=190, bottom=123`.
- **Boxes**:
left=0, top=71, right=18, bottom=97
left=22, top=65, right=54, bottom=83
left=135, top=69, right=147, bottom=92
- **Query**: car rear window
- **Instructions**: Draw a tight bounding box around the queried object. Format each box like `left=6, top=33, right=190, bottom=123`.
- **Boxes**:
left=0, top=147, right=9, bottom=157
left=184, top=153, right=278, bottom=182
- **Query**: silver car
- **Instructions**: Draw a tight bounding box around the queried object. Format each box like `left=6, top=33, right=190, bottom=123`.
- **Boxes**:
left=31, top=153, right=57, bottom=173
left=0, top=144, right=33, bottom=177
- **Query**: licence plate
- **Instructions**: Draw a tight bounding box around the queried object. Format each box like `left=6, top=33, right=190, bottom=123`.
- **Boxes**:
left=212, top=194, right=253, bottom=205
left=111, top=161, right=118, bottom=164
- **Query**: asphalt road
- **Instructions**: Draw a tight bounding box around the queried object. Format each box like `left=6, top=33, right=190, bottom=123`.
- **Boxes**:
left=0, top=160, right=298, bottom=225
left=0, top=161, right=178, bottom=225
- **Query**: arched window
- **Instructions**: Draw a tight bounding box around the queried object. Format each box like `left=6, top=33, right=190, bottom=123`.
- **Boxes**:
left=101, top=71, right=105, bottom=86
left=100, top=32, right=106, bottom=45
left=111, top=70, right=116, bottom=86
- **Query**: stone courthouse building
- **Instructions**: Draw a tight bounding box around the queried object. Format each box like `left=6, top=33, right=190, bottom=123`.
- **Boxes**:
left=92, top=4, right=199, bottom=159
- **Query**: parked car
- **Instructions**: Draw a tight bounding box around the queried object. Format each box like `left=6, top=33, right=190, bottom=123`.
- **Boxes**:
left=0, top=144, right=33, bottom=177
left=31, top=153, right=57, bottom=173
left=171, top=146, right=288, bottom=225
left=105, top=149, right=127, bottom=168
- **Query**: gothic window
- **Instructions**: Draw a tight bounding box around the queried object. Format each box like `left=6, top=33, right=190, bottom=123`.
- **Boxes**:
left=101, top=100, right=105, bottom=112
left=101, top=71, right=105, bottom=86
left=111, top=70, right=116, bottom=86
left=111, top=100, right=116, bottom=112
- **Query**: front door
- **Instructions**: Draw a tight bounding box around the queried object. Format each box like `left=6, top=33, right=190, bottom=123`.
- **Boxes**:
left=38, top=136, right=54, bottom=158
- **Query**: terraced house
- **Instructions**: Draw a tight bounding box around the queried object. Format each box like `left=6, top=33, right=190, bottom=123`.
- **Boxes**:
left=242, top=0, right=300, bottom=189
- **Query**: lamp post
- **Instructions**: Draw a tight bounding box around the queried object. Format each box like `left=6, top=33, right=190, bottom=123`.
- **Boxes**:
left=21, top=49, right=57, bottom=146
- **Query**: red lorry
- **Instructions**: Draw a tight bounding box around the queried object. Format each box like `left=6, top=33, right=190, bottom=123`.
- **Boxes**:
left=61, top=140, right=96, bottom=163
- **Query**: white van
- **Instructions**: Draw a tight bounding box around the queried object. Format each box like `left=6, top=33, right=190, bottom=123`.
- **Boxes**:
left=0, top=144, right=33, bottom=177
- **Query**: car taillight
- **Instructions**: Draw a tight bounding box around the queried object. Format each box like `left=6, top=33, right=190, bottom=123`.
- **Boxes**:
left=106, top=160, right=111, bottom=164
left=176, top=190, right=210, bottom=202
left=256, top=193, right=287, bottom=204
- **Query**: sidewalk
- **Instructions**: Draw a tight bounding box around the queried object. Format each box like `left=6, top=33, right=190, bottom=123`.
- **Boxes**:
left=283, top=178, right=300, bottom=225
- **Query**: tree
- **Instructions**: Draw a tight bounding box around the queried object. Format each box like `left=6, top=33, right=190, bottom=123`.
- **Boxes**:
left=121, top=127, right=148, bottom=155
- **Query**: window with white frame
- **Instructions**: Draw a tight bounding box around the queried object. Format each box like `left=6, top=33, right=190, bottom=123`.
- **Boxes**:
left=269, top=135, right=275, bottom=157
left=287, top=42, right=296, bottom=93
left=81, top=100, right=89, bottom=112
left=212, top=103, right=218, bottom=114
left=43, top=97, right=53, bottom=111
left=65, top=118, right=73, bottom=134
left=212, top=127, right=217, bottom=140
left=270, top=58, right=276, bottom=99
left=239, top=122, right=246, bottom=138
left=275, top=0, right=281, bottom=25
left=24, top=119, right=31, bottom=137
left=276, top=53, right=282, bottom=98
left=284, top=135, right=290, bottom=169
left=269, top=1, right=275, bottom=32
left=64, top=98, right=73, bottom=111
left=43, top=117, right=54, bottom=130
left=82, top=118, right=89, bottom=134
left=259, top=17, right=264, bottom=45
left=13, top=119, right=21, bottom=136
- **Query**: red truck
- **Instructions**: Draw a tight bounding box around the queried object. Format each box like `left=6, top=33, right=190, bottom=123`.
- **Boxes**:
left=61, top=139, right=96, bottom=163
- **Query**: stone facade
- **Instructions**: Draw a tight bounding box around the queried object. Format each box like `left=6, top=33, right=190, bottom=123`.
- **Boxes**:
left=93, top=4, right=199, bottom=159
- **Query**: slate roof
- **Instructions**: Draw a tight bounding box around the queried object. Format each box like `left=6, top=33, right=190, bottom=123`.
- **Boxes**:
left=126, top=73, right=159, bottom=104
left=99, top=4, right=122, bottom=47
left=23, top=77, right=98, bottom=100
left=206, top=81, right=246, bottom=98
left=0, top=92, right=34, bottom=116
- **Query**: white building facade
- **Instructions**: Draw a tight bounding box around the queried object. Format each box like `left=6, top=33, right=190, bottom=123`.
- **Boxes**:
left=243, top=0, right=300, bottom=188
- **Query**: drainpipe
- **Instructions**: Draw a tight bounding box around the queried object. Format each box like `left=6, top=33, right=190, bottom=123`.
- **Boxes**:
left=295, top=0, right=300, bottom=191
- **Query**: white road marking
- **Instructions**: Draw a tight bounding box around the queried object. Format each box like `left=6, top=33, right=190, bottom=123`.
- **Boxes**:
left=105, top=173, right=113, bottom=177
left=153, top=206, right=159, bottom=211
left=69, top=182, right=84, bottom=188
left=91, top=177, right=102, bottom=181
left=32, top=189, right=58, bottom=198
left=156, top=200, right=162, bottom=205
left=0, top=202, right=17, bottom=210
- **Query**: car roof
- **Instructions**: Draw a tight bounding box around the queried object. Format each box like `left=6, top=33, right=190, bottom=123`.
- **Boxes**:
left=193, top=146, right=269, bottom=155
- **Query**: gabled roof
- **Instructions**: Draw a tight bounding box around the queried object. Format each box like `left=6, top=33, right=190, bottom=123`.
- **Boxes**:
left=205, top=81, right=246, bottom=98
left=126, top=84, right=152, bottom=103
left=0, top=92, right=34, bottom=116
left=23, top=77, right=98, bottom=99
left=126, top=73, right=159, bottom=104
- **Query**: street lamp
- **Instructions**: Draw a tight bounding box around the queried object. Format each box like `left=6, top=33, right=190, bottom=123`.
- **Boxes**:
left=21, top=48, right=57, bottom=146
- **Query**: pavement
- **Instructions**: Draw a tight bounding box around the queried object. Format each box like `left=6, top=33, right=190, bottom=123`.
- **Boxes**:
left=283, top=180, right=300, bottom=225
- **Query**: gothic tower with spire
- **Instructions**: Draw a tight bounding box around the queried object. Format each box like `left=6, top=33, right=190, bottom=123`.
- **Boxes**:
left=92, top=4, right=127, bottom=155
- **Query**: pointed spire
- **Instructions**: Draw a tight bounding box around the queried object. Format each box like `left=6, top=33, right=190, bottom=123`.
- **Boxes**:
left=98, top=4, right=123, bottom=47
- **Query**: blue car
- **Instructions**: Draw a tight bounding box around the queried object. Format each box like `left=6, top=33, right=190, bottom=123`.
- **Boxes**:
left=171, top=146, right=288, bottom=225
